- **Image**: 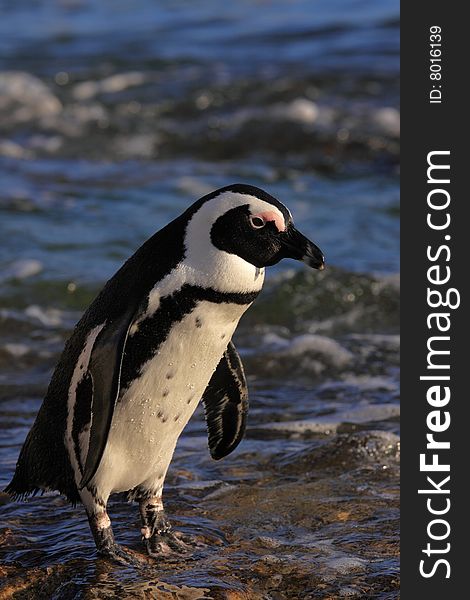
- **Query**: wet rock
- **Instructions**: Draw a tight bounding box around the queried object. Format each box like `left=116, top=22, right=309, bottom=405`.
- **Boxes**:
left=339, top=586, right=363, bottom=598
left=278, top=431, right=400, bottom=474
left=324, top=556, right=367, bottom=575
left=255, top=536, right=282, bottom=549
left=0, top=563, right=74, bottom=600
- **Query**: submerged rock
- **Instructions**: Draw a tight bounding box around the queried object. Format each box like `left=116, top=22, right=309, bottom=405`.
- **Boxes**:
left=277, top=430, right=400, bottom=475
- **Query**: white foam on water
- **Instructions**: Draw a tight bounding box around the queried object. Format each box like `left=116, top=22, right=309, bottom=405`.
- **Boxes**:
left=340, top=375, right=397, bottom=391
left=1, top=259, right=43, bottom=281
left=3, top=343, right=30, bottom=357
left=0, top=72, right=62, bottom=118
left=258, top=403, right=400, bottom=434
left=271, top=98, right=319, bottom=124
left=260, top=333, right=353, bottom=367
left=24, top=305, right=63, bottom=327
left=372, top=107, right=400, bottom=137
left=72, top=72, right=147, bottom=100
left=280, top=334, right=353, bottom=367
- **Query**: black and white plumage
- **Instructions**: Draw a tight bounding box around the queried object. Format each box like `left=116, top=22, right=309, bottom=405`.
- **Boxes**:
left=6, top=183, right=324, bottom=560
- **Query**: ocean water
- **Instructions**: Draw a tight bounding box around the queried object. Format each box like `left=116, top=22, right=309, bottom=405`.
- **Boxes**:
left=0, top=1, right=399, bottom=598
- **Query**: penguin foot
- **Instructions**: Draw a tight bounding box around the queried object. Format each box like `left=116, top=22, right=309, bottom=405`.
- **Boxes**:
left=145, top=530, right=192, bottom=557
left=144, top=517, right=194, bottom=556
left=139, top=503, right=196, bottom=557
left=99, top=543, right=147, bottom=567
left=163, top=529, right=193, bottom=552
left=88, top=513, right=145, bottom=567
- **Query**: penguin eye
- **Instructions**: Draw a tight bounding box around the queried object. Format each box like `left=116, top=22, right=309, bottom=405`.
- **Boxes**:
left=250, top=216, right=266, bottom=229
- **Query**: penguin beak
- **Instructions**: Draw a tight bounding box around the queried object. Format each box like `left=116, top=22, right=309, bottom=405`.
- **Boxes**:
left=280, top=225, right=325, bottom=270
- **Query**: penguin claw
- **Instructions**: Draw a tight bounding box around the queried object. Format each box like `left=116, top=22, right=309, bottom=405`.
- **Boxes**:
left=99, top=543, right=145, bottom=567
left=164, top=531, right=192, bottom=553
left=145, top=530, right=193, bottom=557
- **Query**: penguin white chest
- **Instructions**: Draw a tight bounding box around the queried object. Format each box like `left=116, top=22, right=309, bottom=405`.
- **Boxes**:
left=94, top=300, right=248, bottom=495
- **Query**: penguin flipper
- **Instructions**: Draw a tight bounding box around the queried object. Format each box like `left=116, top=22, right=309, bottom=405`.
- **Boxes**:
left=79, top=305, right=136, bottom=489
left=202, top=341, right=249, bottom=460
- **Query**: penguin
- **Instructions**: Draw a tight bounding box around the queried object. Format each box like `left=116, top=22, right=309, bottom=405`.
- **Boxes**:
left=5, top=183, right=324, bottom=561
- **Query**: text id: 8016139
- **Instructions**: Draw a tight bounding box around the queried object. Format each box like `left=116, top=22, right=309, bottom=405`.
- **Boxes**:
left=429, top=25, right=442, bottom=104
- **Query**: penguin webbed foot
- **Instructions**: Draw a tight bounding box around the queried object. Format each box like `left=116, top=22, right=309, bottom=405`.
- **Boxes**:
left=88, top=511, right=144, bottom=567
left=142, top=511, right=192, bottom=557
left=98, top=541, right=145, bottom=567
left=146, top=530, right=192, bottom=557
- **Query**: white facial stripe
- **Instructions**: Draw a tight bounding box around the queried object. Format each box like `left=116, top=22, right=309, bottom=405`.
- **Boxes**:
left=181, top=191, right=280, bottom=293
left=133, top=190, right=282, bottom=326
left=187, top=191, right=286, bottom=243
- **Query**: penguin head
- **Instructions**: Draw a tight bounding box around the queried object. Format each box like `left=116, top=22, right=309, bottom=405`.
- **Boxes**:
left=185, top=184, right=325, bottom=271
